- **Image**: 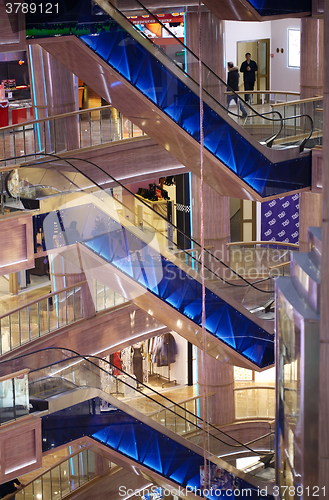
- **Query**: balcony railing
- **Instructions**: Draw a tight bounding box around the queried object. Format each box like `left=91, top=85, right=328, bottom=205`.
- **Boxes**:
left=0, top=105, right=144, bottom=167
left=16, top=448, right=111, bottom=500
left=234, top=385, right=275, bottom=420
left=0, top=280, right=126, bottom=356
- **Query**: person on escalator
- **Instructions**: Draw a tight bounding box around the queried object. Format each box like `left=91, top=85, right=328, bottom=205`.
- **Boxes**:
left=240, top=52, right=258, bottom=104
left=226, top=62, right=247, bottom=117
left=0, top=478, right=25, bottom=498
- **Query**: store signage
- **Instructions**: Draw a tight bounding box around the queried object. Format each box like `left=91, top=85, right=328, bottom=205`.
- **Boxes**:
left=128, top=13, right=183, bottom=24
left=261, top=193, right=299, bottom=243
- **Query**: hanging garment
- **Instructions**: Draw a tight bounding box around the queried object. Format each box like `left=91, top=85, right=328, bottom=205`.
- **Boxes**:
left=133, top=346, right=143, bottom=383
left=155, top=333, right=177, bottom=367
left=111, top=351, right=122, bottom=376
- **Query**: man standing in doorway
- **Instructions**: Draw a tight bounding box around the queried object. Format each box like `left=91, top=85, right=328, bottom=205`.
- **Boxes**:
left=240, top=52, right=258, bottom=104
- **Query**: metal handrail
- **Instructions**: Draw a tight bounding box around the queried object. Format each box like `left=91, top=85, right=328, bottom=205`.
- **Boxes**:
left=0, top=281, right=87, bottom=321
left=268, top=261, right=291, bottom=270
left=0, top=105, right=113, bottom=133
left=1, top=152, right=275, bottom=295
left=271, top=95, right=323, bottom=108
left=101, top=0, right=286, bottom=140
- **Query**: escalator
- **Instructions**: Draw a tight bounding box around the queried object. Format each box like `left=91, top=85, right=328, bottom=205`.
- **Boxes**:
left=202, top=0, right=312, bottom=21
left=14, top=155, right=275, bottom=370
left=25, top=0, right=313, bottom=201
left=0, top=348, right=275, bottom=499
left=112, top=0, right=312, bottom=22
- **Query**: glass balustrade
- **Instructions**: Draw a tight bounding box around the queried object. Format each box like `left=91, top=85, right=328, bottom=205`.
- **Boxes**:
left=0, top=348, right=274, bottom=467
left=98, top=0, right=312, bottom=149
left=26, top=351, right=263, bottom=461
left=0, top=370, right=29, bottom=424
left=0, top=154, right=275, bottom=368
left=234, top=386, right=275, bottom=420
left=0, top=281, right=126, bottom=356
left=271, top=97, right=322, bottom=147
left=16, top=448, right=103, bottom=500
left=227, top=241, right=296, bottom=278
left=21, top=155, right=274, bottom=315
left=0, top=105, right=144, bottom=168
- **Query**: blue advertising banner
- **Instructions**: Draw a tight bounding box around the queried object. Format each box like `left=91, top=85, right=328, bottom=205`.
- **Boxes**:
left=261, top=194, right=299, bottom=243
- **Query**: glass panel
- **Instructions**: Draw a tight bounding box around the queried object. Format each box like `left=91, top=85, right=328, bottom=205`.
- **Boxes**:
left=1, top=315, right=11, bottom=354
left=79, top=449, right=89, bottom=486
left=0, top=378, right=14, bottom=424
left=16, top=482, right=33, bottom=500
left=29, top=303, right=40, bottom=340
left=51, top=465, right=61, bottom=500
left=33, top=477, right=42, bottom=500
left=39, top=296, right=50, bottom=336
left=69, top=453, right=80, bottom=491
left=14, top=373, right=29, bottom=419
left=9, top=311, right=20, bottom=349
left=60, top=460, right=70, bottom=496
left=42, top=472, right=51, bottom=500
left=87, top=449, right=96, bottom=480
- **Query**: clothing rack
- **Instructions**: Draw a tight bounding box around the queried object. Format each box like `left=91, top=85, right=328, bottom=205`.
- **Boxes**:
left=161, top=356, right=177, bottom=388
left=110, top=375, right=124, bottom=396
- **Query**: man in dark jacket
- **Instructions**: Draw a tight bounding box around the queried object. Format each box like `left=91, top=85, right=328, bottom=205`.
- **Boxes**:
left=227, top=62, right=247, bottom=116
left=240, top=52, right=258, bottom=103
left=0, top=478, right=24, bottom=499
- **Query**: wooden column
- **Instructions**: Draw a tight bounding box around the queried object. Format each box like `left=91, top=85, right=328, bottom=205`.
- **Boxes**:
left=319, top=0, right=329, bottom=490
left=186, top=12, right=232, bottom=419
left=190, top=175, right=230, bottom=264
left=299, top=18, right=323, bottom=252
left=27, top=44, right=79, bottom=151
left=299, top=192, right=322, bottom=251
left=300, top=18, right=323, bottom=100
left=185, top=11, right=225, bottom=105
left=197, top=349, right=235, bottom=426
left=185, top=12, right=229, bottom=263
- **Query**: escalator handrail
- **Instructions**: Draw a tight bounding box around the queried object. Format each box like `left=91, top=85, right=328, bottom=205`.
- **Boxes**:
left=2, top=151, right=274, bottom=295
left=3, top=346, right=262, bottom=455
left=100, top=0, right=314, bottom=147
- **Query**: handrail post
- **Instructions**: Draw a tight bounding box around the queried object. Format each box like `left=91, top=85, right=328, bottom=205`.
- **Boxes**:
left=38, top=301, right=40, bottom=337
left=66, top=289, right=68, bottom=324
left=89, top=111, right=92, bottom=146
left=99, top=109, right=102, bottom=145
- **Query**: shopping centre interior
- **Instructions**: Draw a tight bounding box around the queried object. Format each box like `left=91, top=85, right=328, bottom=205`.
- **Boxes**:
left=0, top=0, right=327, bottom=499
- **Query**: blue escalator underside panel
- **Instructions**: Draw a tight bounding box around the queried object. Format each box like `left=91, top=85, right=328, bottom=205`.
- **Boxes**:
left=26, top=2, right=312, bottom=198
left=247, top=0, right=311, bottom=16
left=83, top=231, right=274, bottom=369
left=41, top=400, right=273, bottom=499
left=78, top=29, right=311, bottom=198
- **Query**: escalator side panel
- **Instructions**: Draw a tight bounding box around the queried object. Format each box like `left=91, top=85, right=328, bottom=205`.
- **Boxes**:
left=41, top=401, right=273, bottom=498
left=82, top=225, right=274, bottom=369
